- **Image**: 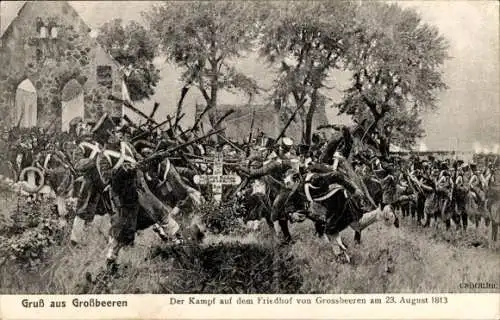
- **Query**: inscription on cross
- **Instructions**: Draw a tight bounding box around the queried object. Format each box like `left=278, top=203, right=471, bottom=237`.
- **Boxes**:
left=193, top=152, right=241, bottom=203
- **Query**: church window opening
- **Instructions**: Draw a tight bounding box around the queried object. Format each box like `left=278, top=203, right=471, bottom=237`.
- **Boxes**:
left=61, top=79, right=84, bottom=132
left=15, top=79, right=38, bottom=128
left=97, top=65, right=113, bottom=89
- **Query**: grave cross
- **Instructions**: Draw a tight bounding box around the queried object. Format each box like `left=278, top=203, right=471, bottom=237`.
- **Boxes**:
left=193, top=152, right=241, bottom=203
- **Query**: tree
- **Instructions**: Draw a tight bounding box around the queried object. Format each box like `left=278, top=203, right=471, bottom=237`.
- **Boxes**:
left=259, top=1, right=360, bottom=146
left=144, top=1, right=263, bottom=129
left=97, top=19, right=160, bottom=101
left=337, top=2, right=449, bottom=155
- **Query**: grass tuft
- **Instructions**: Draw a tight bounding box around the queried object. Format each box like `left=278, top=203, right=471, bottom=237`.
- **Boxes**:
left=0, top=185, right=499, bottom=294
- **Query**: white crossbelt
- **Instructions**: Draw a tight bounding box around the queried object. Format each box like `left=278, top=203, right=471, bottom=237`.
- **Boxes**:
left=305, top=182, right=345, bottom=202
left=79, top=142, right=101, bottom=160
left=102, top=142, right=137, bottom=170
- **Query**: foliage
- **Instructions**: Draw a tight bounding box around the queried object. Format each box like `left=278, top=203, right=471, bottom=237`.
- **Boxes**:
left=150, top=242, right=304, bottom=294
left=259, top=1, right=359, bottom=145
left=0, top=197, right=69, bottom=271
left=337, top=2, right=449, bottom=153
left=258, top=1, right=449, bottom=151
left=198, top=200, right=246, bottom=235
left=0, top=126, right=75, bottom=178
left=144, top=1, right=263, bottom=125
left=2, top=127, right=51, bottom=155
left=1, top=196, right=498, bottom=294
left=97, top=19, right=160, bottom=101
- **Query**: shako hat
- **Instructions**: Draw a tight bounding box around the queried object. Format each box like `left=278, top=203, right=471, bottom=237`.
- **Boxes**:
left=297, top=144, right=310, bottom=155
left=281, top=137, right=294, bottom=147
left=69, top=117, right=83, bottom=127
left=92, top=113, right=116, bottom=138
left=259, top=136, right=275, bottom=148
left=440, top=161, right=449, bottom=170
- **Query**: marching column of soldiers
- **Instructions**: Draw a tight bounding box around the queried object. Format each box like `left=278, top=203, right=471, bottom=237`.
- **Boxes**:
left=10, top=112, right=499, bottom=267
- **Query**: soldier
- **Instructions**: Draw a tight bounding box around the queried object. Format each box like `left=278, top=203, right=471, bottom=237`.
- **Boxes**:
left=435, top=163, right=453, bottom=229
left=69, top=115, right=111, bottom=245
left=453, top=163, right=468, bottom=230
left=469, top=163, right=485, bottom=205
left=396, top=172, right=414, bottom=218
left=379, top=163, right=397, bottom=209
left=238, top=145, right=304, bottom=243
left=95, top=115, right=191, bottom=265
left=319, top=125, right=354, bottom=169
left=279, top=137, right=295, bottom=159
left=408, top=167, right=435, bottom=227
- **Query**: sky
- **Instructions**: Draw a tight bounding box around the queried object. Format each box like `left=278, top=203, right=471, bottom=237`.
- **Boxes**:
left=1, top=0, right=498, bottom=152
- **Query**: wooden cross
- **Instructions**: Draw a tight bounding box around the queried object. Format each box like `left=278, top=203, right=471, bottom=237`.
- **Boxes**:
left=193, top=152, right=241, bottom=203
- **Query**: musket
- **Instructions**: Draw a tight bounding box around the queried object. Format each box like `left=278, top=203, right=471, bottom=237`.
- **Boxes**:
left=173, top=113, right=186, bottom=130
left=175, top=86, right=190, bottom=127
left=406, top=169, right=424, bottom=194
left=148, top=102, right=160, bottom=123
left=247, top=106, right=257, bottom=157
left=189, top=103, right=214, bottom=133
left=317, top=124, right=342, bottom=131
left=229, top=94, right=255, bottom=157
left=217, top=133, right=244, bottom=153
left=213, top=110, right=235, bottom=130
left=131, top=117, right=173, bottom=142
left=169, top=128, right=224, bottom=153
left=108, top=95, right=159, bottom=126
left=339, top=156, right=377, bottom=209
left=122, top=115, right=140, bottom=129
left=276, top=99, right=307, bottom=142
left=136, top=127, right=225, bottom=169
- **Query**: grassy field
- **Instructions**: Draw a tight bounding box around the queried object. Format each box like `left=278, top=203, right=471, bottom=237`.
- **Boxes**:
left=0, top=189, right=499, bottom=294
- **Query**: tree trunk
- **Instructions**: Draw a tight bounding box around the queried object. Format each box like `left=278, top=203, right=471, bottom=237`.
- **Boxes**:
left=303, top=88, right=318, bottom=148
left=379, top=133, right=391, bottom=159
left=209, top=73, right=218, bottom=126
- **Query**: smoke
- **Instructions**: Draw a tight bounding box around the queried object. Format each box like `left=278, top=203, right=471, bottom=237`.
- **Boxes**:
left=472, top=141, right=482, bottom=154
left=418, top=142, right=428, bottom=152
left=493, top=144, right=500, bottom=154
left=472, top=141, right=500, bottom=154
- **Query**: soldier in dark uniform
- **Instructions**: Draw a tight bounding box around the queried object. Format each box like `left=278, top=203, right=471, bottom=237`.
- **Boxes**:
left=95, top=115, right=190, bottom=265
left=69, top=115, right=111, bottom=245
left=453, top=162, right=468, bottom=230
left=238, top=152, right=303, bottom=243
left=319, top=125, right=354, bottom=169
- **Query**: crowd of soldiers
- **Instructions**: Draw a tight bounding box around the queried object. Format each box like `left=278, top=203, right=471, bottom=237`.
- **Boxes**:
left=9, top=112, right=499, bottom=266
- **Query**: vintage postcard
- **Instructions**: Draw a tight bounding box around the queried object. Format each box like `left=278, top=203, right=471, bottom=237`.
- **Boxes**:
left=0, top=0, right=498, bottom=319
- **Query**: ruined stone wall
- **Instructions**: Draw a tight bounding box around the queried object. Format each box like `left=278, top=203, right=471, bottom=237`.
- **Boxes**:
left=0, top=1, right=123, bottom=130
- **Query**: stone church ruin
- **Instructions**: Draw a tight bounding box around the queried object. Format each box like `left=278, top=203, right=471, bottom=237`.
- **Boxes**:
left=0, top=1, right=129, bottom=131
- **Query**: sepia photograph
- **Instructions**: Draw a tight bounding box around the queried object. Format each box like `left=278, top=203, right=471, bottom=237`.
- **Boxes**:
left=0, top=0, right=498, bottom=301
